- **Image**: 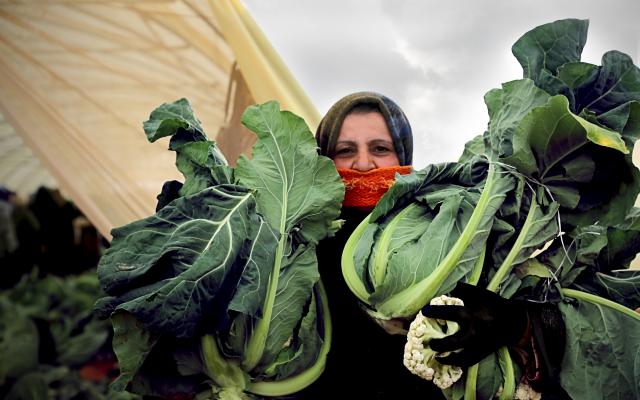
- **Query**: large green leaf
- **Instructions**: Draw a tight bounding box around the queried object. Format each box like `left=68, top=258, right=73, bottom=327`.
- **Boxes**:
left=229, top=101, right=342, bottom=371
left=512, top=19, right=588, bottom=84
left=236, top=101, right=344, bottom=244
left=555, top=62, right=600, bottom=111
left=558, top=296, right=640, bottom=400
left=359, top=162, right=515, bottom=317
left=98, top=100, right=343, bottom=398
left=125, top=338, right=205, bottom=398
left=491, top=197, right=561, bottom=297
left=458, top=134, right=486, bottom=162
left=504, top=95, right=627, bottom=175
left=502, top=95, right=638, bottom=226
left=354, top=161, right=487, bottom=303
left=371, top=158, right=489, bottom=221
left=97, top=185, right=278, bottom=337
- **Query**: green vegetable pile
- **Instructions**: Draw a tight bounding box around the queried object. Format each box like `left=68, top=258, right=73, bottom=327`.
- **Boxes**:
left=95, top=101, right=344, bottom=399
left=341, top=19, right=640, bottom=399
left=0, top=270, right=131, bottom=400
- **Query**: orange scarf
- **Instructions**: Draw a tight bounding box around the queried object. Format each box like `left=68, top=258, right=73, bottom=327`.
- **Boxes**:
left=338, top=166, right=413, bottom=208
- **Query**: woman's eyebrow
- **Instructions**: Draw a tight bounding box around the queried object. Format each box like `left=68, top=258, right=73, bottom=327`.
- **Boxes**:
left=368, top=139, right=394, bottom=146
left=336, top=140, right=357, bottom=146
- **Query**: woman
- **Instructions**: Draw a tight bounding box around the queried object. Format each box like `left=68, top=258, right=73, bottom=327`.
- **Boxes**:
left=304, top=92, right=567, bottom=399
left=301, top=92, right=445, bottom=399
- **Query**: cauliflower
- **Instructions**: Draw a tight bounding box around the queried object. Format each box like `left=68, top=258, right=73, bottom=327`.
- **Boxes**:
left=403, top=295, right=464, bottom=389
left=495, top=381, right=541, bottom=400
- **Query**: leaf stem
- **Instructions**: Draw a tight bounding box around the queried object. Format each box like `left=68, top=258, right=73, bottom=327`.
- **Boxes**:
left=372, top=203, right=419, bottom=287
left=201, top=335, right=247, bottom=391
left=248, top=282, right=332, bottom=396
left=497, top=347, right=516, bottom=400
left=341, top=214, right=373, bottom=304
left=561, top=288, right=640, bottom=321
left=464, top=363, right=478, bottom=400
left=377, top=164, right=499, bottom=318
left=487, top=193, right=538, bottom=292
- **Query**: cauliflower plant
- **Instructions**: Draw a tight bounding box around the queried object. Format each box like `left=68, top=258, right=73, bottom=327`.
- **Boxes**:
left=403, top=295, right=464, bottom=389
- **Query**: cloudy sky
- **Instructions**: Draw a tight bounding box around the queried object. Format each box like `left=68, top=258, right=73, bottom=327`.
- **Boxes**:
left=243, top=0, right=640, bottom=168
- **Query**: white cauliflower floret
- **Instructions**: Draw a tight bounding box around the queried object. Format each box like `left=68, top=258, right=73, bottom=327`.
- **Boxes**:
left=495, top=381, right=541, bottom=400
left=515, top=382, right=541, bottom=400
left=403, top=295, right=464, bottom=389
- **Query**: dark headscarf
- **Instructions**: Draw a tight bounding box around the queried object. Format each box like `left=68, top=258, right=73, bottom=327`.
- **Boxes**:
left=315, top=91, right=413, bottom=165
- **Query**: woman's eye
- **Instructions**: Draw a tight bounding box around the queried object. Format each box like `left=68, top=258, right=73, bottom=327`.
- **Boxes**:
left=373, top=146, right=391, bottom=153
left=335, top=148, right=355, bottom=155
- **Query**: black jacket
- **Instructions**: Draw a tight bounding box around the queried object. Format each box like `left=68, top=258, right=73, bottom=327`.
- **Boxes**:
left=299, top=207, right=444, bottom=399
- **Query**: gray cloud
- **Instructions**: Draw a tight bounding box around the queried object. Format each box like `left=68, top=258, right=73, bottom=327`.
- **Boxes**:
left=244, top=0, right=640, bottom=167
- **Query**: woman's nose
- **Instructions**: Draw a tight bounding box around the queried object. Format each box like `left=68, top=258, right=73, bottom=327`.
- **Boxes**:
left=352, top=152, right=375, bottom=172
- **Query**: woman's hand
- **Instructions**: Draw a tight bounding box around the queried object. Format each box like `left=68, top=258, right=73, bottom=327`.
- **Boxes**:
left=421, top=282, right=530, bottom=367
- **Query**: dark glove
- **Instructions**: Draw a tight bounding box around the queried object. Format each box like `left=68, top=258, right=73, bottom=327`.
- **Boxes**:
left=421, top=282, right=529, bottom=367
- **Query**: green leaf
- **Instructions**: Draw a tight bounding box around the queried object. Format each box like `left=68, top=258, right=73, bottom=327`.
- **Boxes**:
left=558, top=295, right=640, bottom=400
left=110, top=311, right=160, bottom=392
left=370, top=193, right=465, bottom=304
left=143, top=98, right=204, bottom=142
left=505, top=95, right=627, bottom=176
left=459, top=134, right=487, bottom=162
left=572, top=270, right=640, bottom=310
left=557, top=62, right=599, bottom=90
left=56, top=319, right=110, bottom=366
left=372, top=158, right=489, bottom=221
left=512, top=19, right=588, bottom=83
left=375, top=164, right=515, bottom=317
left=236, top=101, right=344, bottom=244
left=474, top=353, right=502, bottom=400
left=99, top=100, right=344, bottom=398
left=503, top=95, right=638, bottom=226
left=143, top=99, right=233, bottom=200
left=266, top=289, right=321, bottom=380
left=0, top=301, right=39, bottom=385
left=255, top=245, right=320, bottom=371
left=488, top=196, right=560, bottom=294
left=97, top=185, right=278, bottom=337
left=485, top=79, right=551, bottom=159
left=597, top=208, right=640, bottom=269
left=514, top=259, right=553, bottom=279
left=126, top=339, right=205, bottom=399
left=231, top=101, right=342, bottom=371
left=598, top=100, right=640, bottom=146
left=173, top=139, right=233, bottom=196
left=580, top=51, right=640, bottom=114
left=5, top=372, right=49, bottom=400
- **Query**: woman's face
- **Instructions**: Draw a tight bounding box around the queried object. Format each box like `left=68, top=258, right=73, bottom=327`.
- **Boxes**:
left=333, top=112, right=400, bottom=171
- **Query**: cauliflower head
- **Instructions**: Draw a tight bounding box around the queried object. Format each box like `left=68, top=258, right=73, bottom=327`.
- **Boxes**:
left=403, top=295, right=464, bottom=389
